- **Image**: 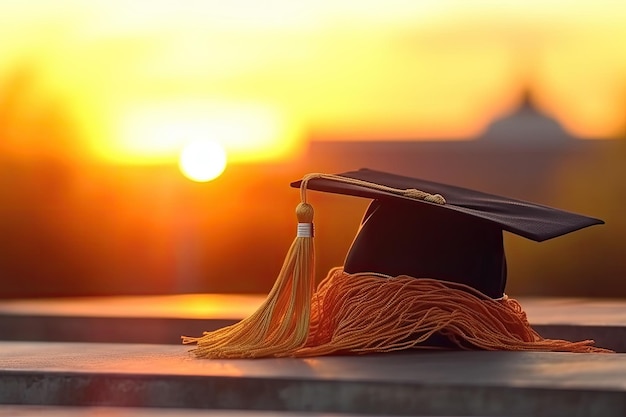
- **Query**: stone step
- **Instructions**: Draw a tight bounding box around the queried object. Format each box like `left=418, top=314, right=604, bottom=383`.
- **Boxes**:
left=0, top=294, right=256, bottom=346
left=0, top=295, right=624, bottom=352
left=516, top=297, right=626, bottom=353
left=1, top=342, right=625, bottom=417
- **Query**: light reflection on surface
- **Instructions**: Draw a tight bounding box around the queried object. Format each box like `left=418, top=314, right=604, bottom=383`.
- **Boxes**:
left=2, top=294, right=623, bottom=325
left=0, top=294, right=265, bottom=319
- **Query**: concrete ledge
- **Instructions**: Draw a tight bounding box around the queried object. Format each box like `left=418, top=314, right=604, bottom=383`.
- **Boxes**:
left=522, top=297, right=626, bottom=353
left=0, top=295, right=624, bottom=351
left=0, top=342, right=625, bottom=416
left=0, top=294, right=257, bottom=345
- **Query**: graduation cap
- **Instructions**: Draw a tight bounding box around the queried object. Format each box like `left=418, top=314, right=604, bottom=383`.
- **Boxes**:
left=183, top=169, right=610, bottom=358
left=294, top=168, right=604, bottom=299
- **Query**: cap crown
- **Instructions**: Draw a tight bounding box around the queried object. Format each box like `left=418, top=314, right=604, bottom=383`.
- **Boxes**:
left=345, top=199, right=507, bottom=298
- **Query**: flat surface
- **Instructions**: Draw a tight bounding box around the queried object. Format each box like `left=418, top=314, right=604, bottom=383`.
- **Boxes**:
left=522, top=297, right=626, bottom=325
left=0, top=294, right=264, bottom=319
left=0, top=294, right=262, bottom=346
left=522, top=297, right=626, bottom=353
left=0, top=342, right=625, bottom=416
left=0, top=295, right=624, bottom=351
left=1, top=342, right=624, bottom=389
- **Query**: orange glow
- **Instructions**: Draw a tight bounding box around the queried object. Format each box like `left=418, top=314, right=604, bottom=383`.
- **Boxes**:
left=86, top=100, right=303, bottom=164
left=0, top=1, right=625, bottom=165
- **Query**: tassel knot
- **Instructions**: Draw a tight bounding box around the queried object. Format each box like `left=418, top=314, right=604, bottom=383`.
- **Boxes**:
left=296, top=202, right=314, bottom=223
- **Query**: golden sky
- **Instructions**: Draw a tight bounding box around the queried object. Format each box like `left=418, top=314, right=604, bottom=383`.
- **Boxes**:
left=1, top=1, right=625, bottom=165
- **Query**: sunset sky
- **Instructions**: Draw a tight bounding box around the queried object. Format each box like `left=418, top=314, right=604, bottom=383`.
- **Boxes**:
left=1, top=1, right=625, bottom=167
left=1, top=2, right=626, bottom=298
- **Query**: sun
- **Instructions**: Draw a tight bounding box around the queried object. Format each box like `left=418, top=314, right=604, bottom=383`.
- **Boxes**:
left=179, top=139, right=227, bottom=182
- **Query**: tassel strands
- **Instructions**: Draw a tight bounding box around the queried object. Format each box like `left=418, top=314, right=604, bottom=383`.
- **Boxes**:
left=295, top=268, right=612, bottom=356
left=182, top=201, right=315, bottom=358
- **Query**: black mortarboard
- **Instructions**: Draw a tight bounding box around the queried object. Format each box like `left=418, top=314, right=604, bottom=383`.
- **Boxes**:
left=292, top=168, right=603, bottom=299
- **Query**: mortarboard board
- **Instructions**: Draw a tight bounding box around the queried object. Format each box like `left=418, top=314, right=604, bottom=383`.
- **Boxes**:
left=291, top=168, right=604, bottom=299
left=184, top=169, right=610, bottom=358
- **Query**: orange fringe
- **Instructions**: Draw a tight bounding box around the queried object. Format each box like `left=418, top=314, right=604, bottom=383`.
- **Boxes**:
left=293, top=268, right=611, bottom=356
left=186, top=267, right=612, bottom=358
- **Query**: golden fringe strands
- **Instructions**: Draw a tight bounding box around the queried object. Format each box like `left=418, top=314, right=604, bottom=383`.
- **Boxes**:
left=296, top=268, right=611, bottom=356
left=183, top=174, right=611, bottom=358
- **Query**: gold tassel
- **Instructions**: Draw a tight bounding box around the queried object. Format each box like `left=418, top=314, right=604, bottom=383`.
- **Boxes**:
left=182, top=172, right=446, bottom=358
left=182, top=201, right=315, bottom=358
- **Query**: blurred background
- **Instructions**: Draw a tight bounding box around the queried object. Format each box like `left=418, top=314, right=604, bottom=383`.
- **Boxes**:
left=1, top=0, right=625, bottom=299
